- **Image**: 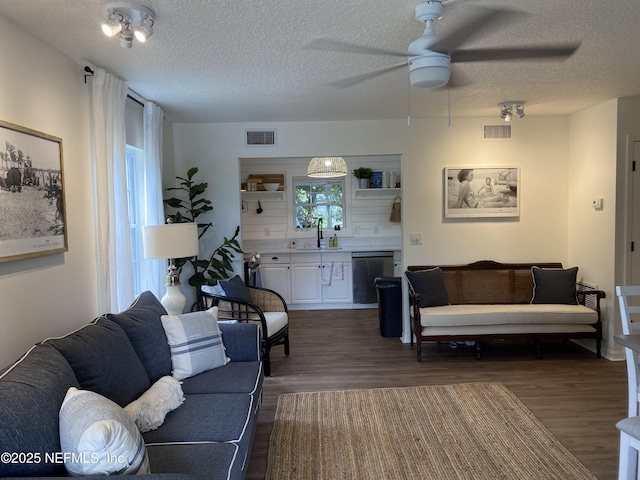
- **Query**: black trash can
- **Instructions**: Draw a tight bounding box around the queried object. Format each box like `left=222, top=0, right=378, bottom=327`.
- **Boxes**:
left=375, top=277, right=402, bottom=337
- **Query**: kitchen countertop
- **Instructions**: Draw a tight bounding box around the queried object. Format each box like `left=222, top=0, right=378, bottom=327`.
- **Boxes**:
left=250, top=245, right=401, bottom=255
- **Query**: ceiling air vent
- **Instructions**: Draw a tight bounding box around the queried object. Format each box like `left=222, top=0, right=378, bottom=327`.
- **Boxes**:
left=245, top=129, right=276, bottom=147
left=482, top=124, right=512, bottom=140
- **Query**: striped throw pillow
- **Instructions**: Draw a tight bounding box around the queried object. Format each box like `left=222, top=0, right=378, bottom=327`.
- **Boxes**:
left=59, top=387, right=150, bottom=476
left=160, top=307, right=229, bottom=380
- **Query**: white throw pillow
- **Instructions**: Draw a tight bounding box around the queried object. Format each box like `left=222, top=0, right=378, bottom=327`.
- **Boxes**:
left=59, top=387, right=150, bottom=476
left=124, top=376, right=184, bottom=433
left=161, top=307, right=230, bottom=380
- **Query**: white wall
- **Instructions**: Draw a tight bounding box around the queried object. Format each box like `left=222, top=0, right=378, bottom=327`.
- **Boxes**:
left=171, top=118, right=572, bottom=264
left=568, top=99, right=619, bottom=358
left=0, top=15, right=97, bottom=366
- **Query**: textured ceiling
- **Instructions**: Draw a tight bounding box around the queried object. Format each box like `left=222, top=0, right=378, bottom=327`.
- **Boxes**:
left=1, top=0, right=639, bottom=123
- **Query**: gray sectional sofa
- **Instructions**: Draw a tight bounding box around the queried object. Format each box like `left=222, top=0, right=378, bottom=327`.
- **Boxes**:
left=0, top=291, right=263, bottom=479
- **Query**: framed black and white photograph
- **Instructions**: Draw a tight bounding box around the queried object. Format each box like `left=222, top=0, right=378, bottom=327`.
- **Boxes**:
left=445, top=166, right=520, bottom=219
left=0, top=120, right=66, bottom=262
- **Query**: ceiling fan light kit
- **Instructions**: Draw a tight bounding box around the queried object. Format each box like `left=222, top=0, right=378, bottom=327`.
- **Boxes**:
left=101, top=2, right=155, bottom=48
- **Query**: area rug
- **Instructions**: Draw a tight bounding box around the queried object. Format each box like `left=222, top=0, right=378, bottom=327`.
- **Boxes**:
left=265, top=382, right=596, bottom=480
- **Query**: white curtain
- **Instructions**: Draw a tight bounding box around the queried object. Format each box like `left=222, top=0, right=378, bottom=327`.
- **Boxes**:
left=90, top=68, right=134, bottom=313
left=142, top=101, right=166, bottom=298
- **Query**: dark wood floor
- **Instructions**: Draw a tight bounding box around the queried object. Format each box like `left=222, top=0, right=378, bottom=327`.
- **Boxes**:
left=246, top=309, right=628, bottom=480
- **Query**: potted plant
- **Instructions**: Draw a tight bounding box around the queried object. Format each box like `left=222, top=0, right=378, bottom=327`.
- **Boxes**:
left=164, top=167, right=243, bottom=309
left=353, top=167, right=373, bottom=189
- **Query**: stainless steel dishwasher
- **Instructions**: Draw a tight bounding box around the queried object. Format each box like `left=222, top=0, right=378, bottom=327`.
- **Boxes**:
left=352, top=251, right=394, bottom=304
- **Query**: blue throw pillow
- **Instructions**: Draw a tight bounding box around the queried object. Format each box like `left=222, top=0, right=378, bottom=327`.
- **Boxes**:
left=106, top=291, right=172, bottom=383
left=44, top=318, right=151, bottom=407
left=531, top=266, right=579, bottom=305
left=219, top=275, right=253, bottom=303
left=405, top=268, right=450, bottom=308
left=0, top=344, right=79, bottom=477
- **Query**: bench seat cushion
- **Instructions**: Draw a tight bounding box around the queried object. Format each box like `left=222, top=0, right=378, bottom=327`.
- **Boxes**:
left=416, top=304, right=597, bottom=328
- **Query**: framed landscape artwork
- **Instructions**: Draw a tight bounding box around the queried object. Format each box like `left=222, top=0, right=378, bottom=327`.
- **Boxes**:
left=444, top=166, right=520, bottom=219
left=0, top=120, right=67, bottom=262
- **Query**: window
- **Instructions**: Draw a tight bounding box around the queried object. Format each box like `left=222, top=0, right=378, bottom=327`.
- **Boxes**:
left=126, top=146, right=145, bottom=295
left=294, top=179, right=344, bottom=229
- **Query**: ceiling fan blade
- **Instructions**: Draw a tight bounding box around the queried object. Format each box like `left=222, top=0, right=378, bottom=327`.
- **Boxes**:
left=451, top=44, right=581, bottom=63
left=307, top=38, right=407, bottom=58
left=430, top=7, right=526, bottom=53
left=328, top=62, right=407, bottom=88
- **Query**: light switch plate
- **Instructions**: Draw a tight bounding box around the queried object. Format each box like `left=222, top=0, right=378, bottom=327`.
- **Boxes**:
left=410, top=233, right=422, bottom=245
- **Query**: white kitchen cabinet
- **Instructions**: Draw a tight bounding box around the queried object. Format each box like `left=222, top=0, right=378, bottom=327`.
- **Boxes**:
left=260, top=254, right=291, bottom=303
left=291, top=263, right=322, bottom=303
left=260, top=251, right=354, bottom=307
left=321, top=261, right=353, bottom=303
left=320, top=251, right=352, bottom=303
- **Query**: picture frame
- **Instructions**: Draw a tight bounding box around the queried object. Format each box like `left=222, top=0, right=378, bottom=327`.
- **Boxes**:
left=444, top=166, right=520, bottom=219
left=0, top=120, right=67, bottom=262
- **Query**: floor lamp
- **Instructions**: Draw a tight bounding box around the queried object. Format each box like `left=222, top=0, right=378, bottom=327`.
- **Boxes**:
left=142, top=222, right=199, bottom=315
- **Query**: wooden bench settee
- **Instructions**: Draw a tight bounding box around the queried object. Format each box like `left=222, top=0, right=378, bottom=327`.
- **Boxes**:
left=406, top=260, right=605, bottom=361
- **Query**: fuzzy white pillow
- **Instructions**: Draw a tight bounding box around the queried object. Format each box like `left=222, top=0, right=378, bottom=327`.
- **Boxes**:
left=124, top=376, right=184, bottom=433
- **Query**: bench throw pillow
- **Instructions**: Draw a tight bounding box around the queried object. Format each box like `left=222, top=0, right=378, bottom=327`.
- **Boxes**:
left=405, top=268, right=449, bottom=308
left=531, top=266, right=579, bottom=305
left=161, top=307, right=230, bottom=380
left=59, top=387, right=150, bottom=476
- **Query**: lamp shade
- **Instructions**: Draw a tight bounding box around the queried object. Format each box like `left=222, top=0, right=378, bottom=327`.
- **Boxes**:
left=307, top=157, right=348, bottom=178
left=143, top=223, right=199, bottom=259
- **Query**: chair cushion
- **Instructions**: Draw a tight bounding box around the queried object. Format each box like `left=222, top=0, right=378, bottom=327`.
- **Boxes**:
left=406, top=268, right=450, bottom=307
left=0, top=344, right=79, bottom=477
left=59, top=387, right=150, bottom=476
left=219, top=275, right=253, bottom=303
left=161, top=307, right=230, bottom=380
left=531, top=266, right=579, bottom=305
left=44, top=318, right=151, bottom=407
left=105, top=291, right=172, bottom=383
left=264, top=311, right=288, bottom=338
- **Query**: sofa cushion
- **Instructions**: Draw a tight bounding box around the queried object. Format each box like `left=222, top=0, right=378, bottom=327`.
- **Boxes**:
left=531, top=266, right=579, bottom=305
left=59, top=387, right=150, bottom=476
left=406, top=268, right=450, bottom=307
left=219, top=275, right=253, bottom=302
left=142, top=393, right=254, bottom=444
left=125, top=376, right=185, bottom=433
left=161, top=307, right=230, bottom=380
left=44, top=318, right=151, bottom=407
left=0, top=344, right=79, bottom=477
left=182, top=361, right=263, bottom=396
left=106, top=291, right=172, bottom=383
left=146, top=442, right=241, bottom=480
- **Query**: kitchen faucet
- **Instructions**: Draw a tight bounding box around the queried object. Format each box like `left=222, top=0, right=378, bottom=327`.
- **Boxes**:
left=317, top=218, right=323, bottom=248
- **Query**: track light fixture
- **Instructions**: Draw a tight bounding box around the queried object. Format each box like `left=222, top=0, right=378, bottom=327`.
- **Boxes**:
left=101, top=2, right=155, bottom=49
left=498, top=102, right=525, bottom=122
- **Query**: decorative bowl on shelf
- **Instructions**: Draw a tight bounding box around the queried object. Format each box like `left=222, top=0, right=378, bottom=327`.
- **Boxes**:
left=263, top=183, right=280, bottom=191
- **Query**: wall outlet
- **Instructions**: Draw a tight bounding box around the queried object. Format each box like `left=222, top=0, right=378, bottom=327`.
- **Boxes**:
left=265, top=228, right=270, bottom=237
left=410, top=233, right=423, bottom=245
left=355, top=226, right=361, bottom=234
left=373, top=225, right=379, bottom=234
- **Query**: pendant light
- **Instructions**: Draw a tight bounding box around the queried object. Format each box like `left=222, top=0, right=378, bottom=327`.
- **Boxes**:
left=307, top=157, right=348, bottom=178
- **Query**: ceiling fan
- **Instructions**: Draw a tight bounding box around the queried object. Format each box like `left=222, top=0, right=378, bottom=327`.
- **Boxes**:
left=308, top=1, right=581, bottom=89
